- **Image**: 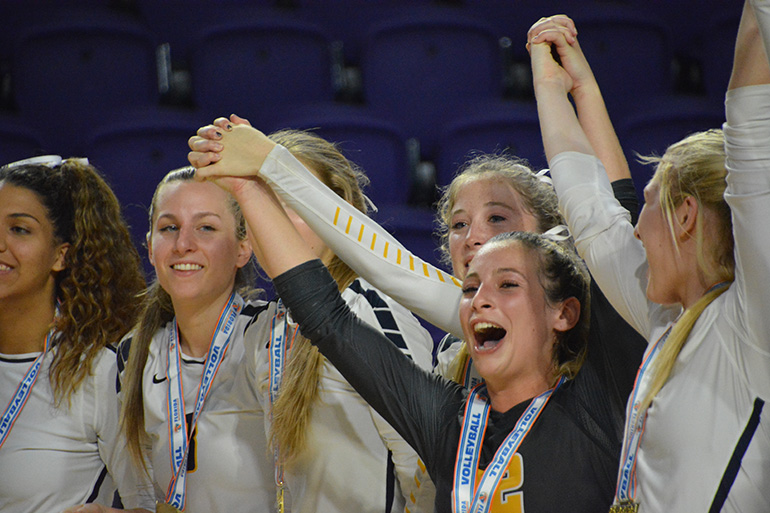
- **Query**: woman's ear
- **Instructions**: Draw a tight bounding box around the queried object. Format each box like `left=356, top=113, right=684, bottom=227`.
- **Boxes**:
left=553, top=297, right=580, bottom=332
left=235, top=237, right=253, bottom=269
left=146, top=232, right=155, bottom=268
left=51, top=243, right=70, bottom=272
left=675, top=196, right=699, bottom=241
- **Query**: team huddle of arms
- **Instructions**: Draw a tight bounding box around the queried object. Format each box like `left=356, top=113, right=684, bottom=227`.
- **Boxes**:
left=0, top=2, right=768, bottom=513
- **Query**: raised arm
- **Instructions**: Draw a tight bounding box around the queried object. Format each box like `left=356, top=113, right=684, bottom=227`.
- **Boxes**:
left=528, top=15, right=631, bottom=183
left=531, top=27, right=661, bottom=336
left=199, top=166, right=463, bottom=475
left=723, top=0, right=770, bottom=352
left=190, top=122, right=465, bottom=337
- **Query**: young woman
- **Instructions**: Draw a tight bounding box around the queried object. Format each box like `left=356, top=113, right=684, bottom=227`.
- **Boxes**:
left=0, top=156, right=151, bottom=513
left=111, top=132, right=432, bottom=513
left=187, top=32, right=646, bottom=505
left=193, top=150, right=620, bottom=511
left=532, top=5, right=770, bottom=511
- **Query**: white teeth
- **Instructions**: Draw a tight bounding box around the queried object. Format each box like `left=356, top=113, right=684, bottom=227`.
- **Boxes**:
left=474, top=322, right=502, bottom=332
left=0, top=264, right=11, bottom=271
left=172, top=263, right=202, bottom=271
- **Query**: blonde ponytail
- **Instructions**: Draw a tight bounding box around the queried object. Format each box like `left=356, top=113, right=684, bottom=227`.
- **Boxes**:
left=638, top=283, right=730, bottom=414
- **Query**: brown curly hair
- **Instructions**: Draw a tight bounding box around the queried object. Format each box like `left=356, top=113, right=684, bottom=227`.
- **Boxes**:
left=0, top=158, right=146, bottom=404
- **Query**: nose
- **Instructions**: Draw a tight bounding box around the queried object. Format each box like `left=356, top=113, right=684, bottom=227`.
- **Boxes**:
left=174, top=225, right=196, bottom=253
left=465, top=221, right=490, bottom=248
left=633, top=223, right=641, bottom=241
left=471, top=282, right=493, bottom=312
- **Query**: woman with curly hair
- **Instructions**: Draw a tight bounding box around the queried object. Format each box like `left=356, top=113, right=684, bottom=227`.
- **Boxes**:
left=0, top=156, right=151, bottom=513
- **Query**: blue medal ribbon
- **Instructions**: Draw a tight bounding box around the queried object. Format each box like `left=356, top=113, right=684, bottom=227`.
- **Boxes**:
left=614, top=326, right=671, bottom=505
left=164, top=293, right=243, bottom=510
left=453, top=375, right=566, bottom=513
left=0, top=331, right=53, bottom=449
left=268, top=300, right=299, bottom=511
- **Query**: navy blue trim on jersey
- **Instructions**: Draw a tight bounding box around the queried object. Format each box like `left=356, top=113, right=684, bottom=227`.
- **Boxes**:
left=0, top=355, right=38, bottom=364
left=116, top=337, right=133, bottom=394
left=348, top=280, right=408, bottom=353
left=242, top=302, right=271, bottom=334
left=85, top=465, right=109, bottom=503
left=709, top=397, right=765, bottom=513
left=385, top=450, right=395, bottom=513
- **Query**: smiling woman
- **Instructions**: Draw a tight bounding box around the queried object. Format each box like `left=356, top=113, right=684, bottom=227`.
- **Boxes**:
left=112, top=133, right=433, bottom=513
left=0, top=157, right=150, bottom=513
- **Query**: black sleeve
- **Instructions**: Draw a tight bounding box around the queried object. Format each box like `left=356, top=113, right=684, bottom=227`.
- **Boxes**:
left=273, top=260, right=465, bottom=470
left=611, top=178, right=640, bottom=225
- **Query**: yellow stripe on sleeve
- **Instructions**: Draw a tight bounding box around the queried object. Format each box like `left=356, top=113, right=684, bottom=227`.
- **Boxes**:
left=384, top=242, right=389, bottom=259
left=333, top=207, right=340, bottom=226
left=409, top=255, right=414, bottom=271
left=345, top=216, right=352, bottom=234
left=357, top=224, right=364, bottom=242
left=422, top=262, right=429, bottom=277
left=370, top=232, right=377, bottom=251
left=397, top=249, right=402, bottom=265
left=437, top=270, right=446, bottom=282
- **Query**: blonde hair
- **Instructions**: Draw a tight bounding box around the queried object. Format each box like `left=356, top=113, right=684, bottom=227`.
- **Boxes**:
left=121, top=167, right=257, bottom=470
left=637, top=129, right=734, bottom=412
left=267, top=129, right=370, bottom=465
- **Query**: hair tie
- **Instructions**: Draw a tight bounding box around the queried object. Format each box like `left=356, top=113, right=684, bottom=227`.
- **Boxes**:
left=535, top=168, right=553, bottom=185
left=542, top=224, right=571, bottom=242
left=3, top=155, right=89, bottom=169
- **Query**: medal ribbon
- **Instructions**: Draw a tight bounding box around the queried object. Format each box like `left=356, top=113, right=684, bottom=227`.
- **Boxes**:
left=164, top=293, right=243, bottom=510
left=614, top=326, right=671, bottom=505
left=268, top=300, right=299, bottom=513
left=453, top=375, right=566, bottom=513
left=0, top=331, right=53, bottom=449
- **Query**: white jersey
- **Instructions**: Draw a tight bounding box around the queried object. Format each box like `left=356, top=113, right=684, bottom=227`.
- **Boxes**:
left=254, top=278, right=434, bottom=513
left=0, top=345, right=154, bottom=513
left=548, top=85, right=770, bottom=511
left=118, top=298, right=276, bottom=513
left=121, top=284, right=433, bottom=513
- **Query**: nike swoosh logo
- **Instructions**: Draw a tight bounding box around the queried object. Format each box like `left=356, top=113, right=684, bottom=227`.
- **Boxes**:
left=152, top=374, right=167, bottom=384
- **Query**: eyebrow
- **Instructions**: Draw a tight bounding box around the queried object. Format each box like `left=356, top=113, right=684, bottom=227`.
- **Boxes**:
left=8, top=212, right=42, bottom=224
left=156, top=211, right=222, bottom=222
left=452, top=201, right=519, bottom=216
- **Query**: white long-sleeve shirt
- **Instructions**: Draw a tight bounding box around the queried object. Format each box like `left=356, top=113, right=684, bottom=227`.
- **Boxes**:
left=549, top=80, right=770, bottom=511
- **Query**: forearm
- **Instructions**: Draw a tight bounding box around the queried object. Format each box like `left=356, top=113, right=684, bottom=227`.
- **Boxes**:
left=535, top=79, right=595, bottom=162
left=572, top=81, right=632, bottom=182
left=260, top=145, right=464, bottom=337
left=273, top=260, right=460, bottom=465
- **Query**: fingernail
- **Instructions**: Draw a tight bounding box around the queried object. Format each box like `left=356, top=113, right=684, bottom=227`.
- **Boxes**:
left=215, top=131, right=223, bottom=138
left=226, top=124, right=233, bottom=130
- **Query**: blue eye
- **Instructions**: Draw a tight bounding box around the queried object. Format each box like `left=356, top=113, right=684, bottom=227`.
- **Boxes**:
left=451, top=221, right=467, bottom=230
left=489, top=215, right=506, bottom=223
left=158, top=224, right=178, bottom=233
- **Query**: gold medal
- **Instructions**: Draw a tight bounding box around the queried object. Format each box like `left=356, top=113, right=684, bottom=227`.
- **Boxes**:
left=277, top=484, right=285, bottom=513
left=609, top=500, right=639, bottom=512
left=156, top=501, right=182, bottom=513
